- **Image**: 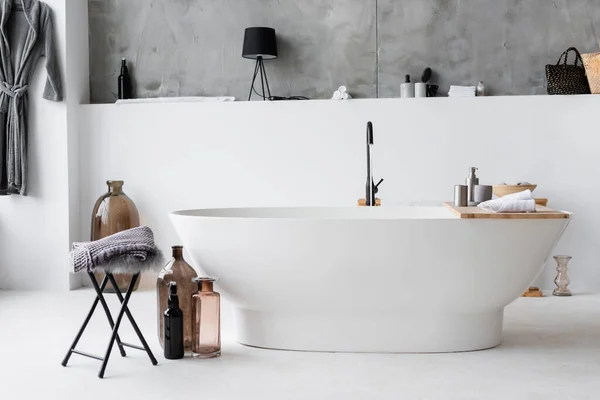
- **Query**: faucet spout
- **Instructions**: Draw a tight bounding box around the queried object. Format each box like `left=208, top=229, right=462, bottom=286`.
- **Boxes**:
left=365, top=122, right=382, bottom=206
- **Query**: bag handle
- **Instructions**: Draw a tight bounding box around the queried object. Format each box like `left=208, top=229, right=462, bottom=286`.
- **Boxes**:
left=556, top=47, right=584, bottom=67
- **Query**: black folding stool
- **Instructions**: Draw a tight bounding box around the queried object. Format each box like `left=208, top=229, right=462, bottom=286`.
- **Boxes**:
left=61, top=269, right=158, bottom=378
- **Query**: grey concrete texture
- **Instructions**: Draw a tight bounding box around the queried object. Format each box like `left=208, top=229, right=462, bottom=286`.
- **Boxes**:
left=89, top=0, right=600, bottom=103
left=378, top=0, right=600, bottom=97
left=88, top=0, right=377, bottom=103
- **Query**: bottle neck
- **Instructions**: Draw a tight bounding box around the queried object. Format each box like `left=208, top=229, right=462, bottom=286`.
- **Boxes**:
left=168, top=294, right=179, bottom=308
left=199, top=281, right=214, bottom=293
left=107, top=181, right=123, bottom=194
left=121, top=60, right=128, bottom=76
left=172, top=246, right=184, bottom=260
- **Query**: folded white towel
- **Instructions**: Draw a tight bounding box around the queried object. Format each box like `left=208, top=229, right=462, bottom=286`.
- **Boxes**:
left=449, top=85, right=476, bottom=91
left=115, top=96, right=235, bottom=104
left=478, top=190, right=536, bottom=213
left=449, top=86, right=476, bottom=97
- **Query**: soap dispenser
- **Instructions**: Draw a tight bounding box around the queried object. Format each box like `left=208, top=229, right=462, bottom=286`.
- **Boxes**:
left=466, top=167, right=479, bottom=205
left=400, top=75, right=415, bottom=98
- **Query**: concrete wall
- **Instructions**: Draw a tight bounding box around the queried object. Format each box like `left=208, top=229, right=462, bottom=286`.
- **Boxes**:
left=88, top=0, right=600, bottom=103
left=79, top=96, right=600, bottom=293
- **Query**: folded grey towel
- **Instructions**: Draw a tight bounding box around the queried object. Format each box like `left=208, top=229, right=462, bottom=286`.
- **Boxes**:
left=70, top=226, right=163, bottom=273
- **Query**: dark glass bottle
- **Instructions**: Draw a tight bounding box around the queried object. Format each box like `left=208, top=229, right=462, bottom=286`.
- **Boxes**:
left=118, top=58, right=132, bottom=99
left=164, top=282, right=184, bottom=360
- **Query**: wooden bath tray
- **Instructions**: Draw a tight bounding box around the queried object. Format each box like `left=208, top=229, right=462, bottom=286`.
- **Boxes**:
left=444, top=203, right=570, bottom=219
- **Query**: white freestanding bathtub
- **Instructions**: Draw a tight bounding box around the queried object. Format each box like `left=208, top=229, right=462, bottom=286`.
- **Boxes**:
left=170, top=206, right=571, bottom=353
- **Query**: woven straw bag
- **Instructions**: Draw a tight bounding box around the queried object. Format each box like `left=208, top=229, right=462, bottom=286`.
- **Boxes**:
left=546, top=47, right=591, bottom=95
left=582, top=52, right=600, bottom=94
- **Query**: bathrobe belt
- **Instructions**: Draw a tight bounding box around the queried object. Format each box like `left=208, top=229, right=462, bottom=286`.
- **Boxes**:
left=0, top=82, right=28, bottom=116
left=0, top=82, right=28, bottom=99
left=0, top=82, right=28, bottom=191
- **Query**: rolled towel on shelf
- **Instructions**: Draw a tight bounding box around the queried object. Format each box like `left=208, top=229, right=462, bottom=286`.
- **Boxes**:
left=502, top=189, right=534, bottom=201
left=332, top=90, right=342, bottom=100
left=478, top=199, right=536, bottom=213
left=341, top=92, right=352, bottom=100
left=478, top=189, right=536, bottom=213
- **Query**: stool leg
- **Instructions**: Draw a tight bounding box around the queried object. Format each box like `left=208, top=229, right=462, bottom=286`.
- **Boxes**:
left=107, top=273, right=158, bottom=366
left=88, top=272, right=127, bottom=357
left=61, top=275, right=110, bottom=367
left=98, top=273, right=138, bottom=379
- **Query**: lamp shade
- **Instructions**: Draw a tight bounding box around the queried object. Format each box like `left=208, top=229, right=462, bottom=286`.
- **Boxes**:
left=242, top=27, right=278, bottom=60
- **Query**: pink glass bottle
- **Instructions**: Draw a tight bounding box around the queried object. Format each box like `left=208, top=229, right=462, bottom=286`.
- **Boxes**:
left=191, top=277, right=221, bottom=358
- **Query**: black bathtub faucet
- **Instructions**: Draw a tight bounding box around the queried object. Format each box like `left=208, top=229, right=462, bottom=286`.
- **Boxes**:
left=365, top=121, right=384, bottom=206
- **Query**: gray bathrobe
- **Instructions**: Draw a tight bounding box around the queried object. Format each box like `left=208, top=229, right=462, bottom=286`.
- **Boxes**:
left=0, top=0, right=62, bottom=196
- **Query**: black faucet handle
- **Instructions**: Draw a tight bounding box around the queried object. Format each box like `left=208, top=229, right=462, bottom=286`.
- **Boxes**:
left=373, top=178, right=384, bottom=195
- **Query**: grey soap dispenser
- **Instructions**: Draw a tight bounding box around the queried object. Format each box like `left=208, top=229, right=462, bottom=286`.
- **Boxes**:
left=400, top=75, right=415, bottom=98
left=466, top=167, right=479, bottom=206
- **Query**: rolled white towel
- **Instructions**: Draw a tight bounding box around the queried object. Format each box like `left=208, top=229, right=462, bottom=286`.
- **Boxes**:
left=341, top=92, right=352, bottom=100
left=478, top=199, right=536, bottom=213
left=332, top=90, right=342, bottom=100
left=338, top=85, right=347, bottom=94
left=502, top=189, right=533, bottom=201
left=479, top=189, right=535, bottom=213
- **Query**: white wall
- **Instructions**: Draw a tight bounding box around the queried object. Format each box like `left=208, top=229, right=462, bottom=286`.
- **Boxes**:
left=78, top=96, right=600, bottom=292
left=65, top=0, right=90, bottom=289
left=0, top=0, right=69, bottom=290
left=0, top=0, right=88, bottom=290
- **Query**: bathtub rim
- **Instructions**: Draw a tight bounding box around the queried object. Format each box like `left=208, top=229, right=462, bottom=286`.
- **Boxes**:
left=170, top=206, right=465, bottom=220
left=170, top=206, right=572, bottom=220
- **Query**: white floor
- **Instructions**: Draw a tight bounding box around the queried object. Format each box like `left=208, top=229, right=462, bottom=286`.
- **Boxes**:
left=1, top=290, right=600, bottom=400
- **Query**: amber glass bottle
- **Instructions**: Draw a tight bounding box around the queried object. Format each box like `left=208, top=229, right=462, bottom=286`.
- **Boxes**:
left=91, top=180, right=140, bottom=292
left=192, top=277, right=221, bottom=358
left=157, top=246, right=198, bottom=353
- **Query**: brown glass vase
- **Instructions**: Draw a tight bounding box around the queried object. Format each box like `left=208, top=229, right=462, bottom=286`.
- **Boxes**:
left=157, top=246, right=198, bottom=353
left=91, top=180, right=141, bottom=293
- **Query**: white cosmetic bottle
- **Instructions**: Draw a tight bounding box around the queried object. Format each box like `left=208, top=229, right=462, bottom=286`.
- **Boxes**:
left=400, top=75, right=415, bottom=98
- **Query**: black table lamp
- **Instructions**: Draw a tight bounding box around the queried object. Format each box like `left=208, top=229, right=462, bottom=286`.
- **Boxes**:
left=242, top=27, right=278, bottom=101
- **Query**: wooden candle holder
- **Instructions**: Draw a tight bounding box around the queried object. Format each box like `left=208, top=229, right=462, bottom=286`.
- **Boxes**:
left=358, top=199, right=381, bottom=207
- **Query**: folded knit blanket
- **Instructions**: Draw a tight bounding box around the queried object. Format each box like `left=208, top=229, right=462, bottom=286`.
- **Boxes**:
left=70, top=226, right=163, bottom=273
